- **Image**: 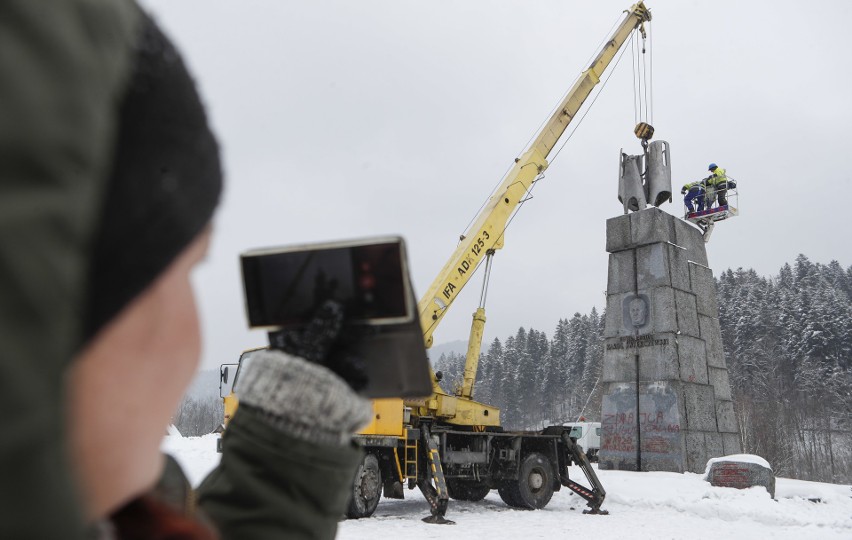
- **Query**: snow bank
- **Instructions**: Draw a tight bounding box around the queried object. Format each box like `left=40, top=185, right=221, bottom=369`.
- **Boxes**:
left=161, top=432, right=221, bottom=487
left=162, top=435, right=852, bottom=539
left=704, top=453, right=772, bottom=474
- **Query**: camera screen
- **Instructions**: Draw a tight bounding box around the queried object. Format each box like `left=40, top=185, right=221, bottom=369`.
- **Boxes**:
left=242, top=240, right=410, bottom=328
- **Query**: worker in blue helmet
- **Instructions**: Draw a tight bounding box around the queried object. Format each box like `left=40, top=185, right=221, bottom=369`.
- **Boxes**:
left=703, top=163, right=734, bottom=208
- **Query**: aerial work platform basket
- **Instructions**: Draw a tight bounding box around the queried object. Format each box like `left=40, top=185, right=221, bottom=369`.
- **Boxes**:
left=683, top=183, right=738, bottom=242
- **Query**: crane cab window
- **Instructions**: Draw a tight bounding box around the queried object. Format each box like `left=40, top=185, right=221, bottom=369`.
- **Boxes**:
left=230, top=348, right=265, bottom=394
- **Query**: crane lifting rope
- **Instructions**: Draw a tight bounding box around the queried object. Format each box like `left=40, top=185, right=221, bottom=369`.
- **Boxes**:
left=625, top=19, right=739, bottom=242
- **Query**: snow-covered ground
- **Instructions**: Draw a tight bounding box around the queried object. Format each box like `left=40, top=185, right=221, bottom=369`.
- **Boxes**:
left=163, top=433, right=852, bottom=539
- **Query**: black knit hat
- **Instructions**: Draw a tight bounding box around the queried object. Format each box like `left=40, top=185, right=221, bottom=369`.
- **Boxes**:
left=84, top=12, right=222, bottom=340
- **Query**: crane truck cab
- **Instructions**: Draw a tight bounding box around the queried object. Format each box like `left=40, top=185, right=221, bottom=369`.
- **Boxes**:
left=217, top=347, right=265, bottom=452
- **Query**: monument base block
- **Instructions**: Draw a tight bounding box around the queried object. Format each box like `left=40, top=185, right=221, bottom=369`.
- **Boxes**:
left=599, top=380, right=728, bottom=473
left=600, top=208, right=740, bottom=474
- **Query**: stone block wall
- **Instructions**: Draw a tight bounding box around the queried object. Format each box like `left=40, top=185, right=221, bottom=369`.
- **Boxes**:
left=598, top=208, right=741, bottom=473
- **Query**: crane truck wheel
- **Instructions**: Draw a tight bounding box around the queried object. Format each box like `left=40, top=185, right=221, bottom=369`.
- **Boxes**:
left=497, top=484, right=521, bottom=507
left=446, top=479, right=491, bottom=502
left=346, top=453, right=382, bottom=519
left=497, top=452, right=555, bottom=509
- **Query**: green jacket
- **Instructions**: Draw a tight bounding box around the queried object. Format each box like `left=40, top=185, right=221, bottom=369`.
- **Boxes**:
left=0, top=2, right=139, bottom=538
left=197, top=408, right=364, bottom=540
left=3, top=3, right=362, bottom=537
left=124, top=408, right=364, bottom=540
left=681, top=181, right=704, bottom=193
left=706, top=167, right=728, bottom=187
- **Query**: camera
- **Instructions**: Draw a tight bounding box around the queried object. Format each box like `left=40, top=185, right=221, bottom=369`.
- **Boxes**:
left=240, top=236, right=432, bottom=398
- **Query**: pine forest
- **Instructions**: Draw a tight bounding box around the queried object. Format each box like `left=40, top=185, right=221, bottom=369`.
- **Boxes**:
left=175, top=255, right=852, bottom=483
left=433, top=255, right=852, bottom=483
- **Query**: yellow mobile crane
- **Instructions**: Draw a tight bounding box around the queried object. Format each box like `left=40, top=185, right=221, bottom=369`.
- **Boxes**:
left=220, top=1, right=652, bottom=523
left=350, top=1, right=652, bottom=522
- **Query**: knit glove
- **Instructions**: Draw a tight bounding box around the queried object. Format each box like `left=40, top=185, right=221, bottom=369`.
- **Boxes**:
left=236, top=349, right=372, bottom=446
left=268, top=300, right=369, bottom=392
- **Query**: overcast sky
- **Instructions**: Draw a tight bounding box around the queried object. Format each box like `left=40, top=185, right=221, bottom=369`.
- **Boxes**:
left=140, top=0, right=851, bottom=371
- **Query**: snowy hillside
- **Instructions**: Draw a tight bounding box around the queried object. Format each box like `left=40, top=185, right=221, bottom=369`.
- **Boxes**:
left=163, top=433, right=852, bottom=539
left=427, top=340, right=470, bottom=361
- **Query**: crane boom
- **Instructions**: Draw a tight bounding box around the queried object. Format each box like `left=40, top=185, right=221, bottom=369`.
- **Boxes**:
left=414, top=3, right=651, bottom=413
left=220, top=3, right=656, bottom=522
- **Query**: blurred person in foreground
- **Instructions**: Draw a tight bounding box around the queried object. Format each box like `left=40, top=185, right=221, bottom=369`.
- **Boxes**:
left=1, top=2, right=370, bottom=539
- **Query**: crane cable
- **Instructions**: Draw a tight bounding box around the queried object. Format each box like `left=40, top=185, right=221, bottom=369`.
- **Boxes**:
left=448, top=20, right=651, bottom=323
left=521, top=10, right=625, bottom=159
left=485, top=24, right=654, bottom=268
left=457, top=12, right=626, bottom=241
left=467, top=23, right=640, bottom=308
left=650, top=19, right=654, bottom=126
left=459, top=18, right=654, bottom=242
left=549, top=27, right=637, bottom=166
left=632, top=26, right=638, bottom=125
left=632, top=22, right=652, bottom=130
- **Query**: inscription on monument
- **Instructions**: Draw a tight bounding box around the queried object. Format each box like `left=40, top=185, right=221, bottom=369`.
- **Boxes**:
left=606, top=334, right=669, bottom=350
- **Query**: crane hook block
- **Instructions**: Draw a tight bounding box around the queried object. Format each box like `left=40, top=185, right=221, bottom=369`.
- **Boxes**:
left=634, top=122, right=654, bottom=141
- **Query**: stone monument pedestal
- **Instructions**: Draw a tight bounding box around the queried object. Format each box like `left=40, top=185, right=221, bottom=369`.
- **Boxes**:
left=598, top=208, right=740, bottom=473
